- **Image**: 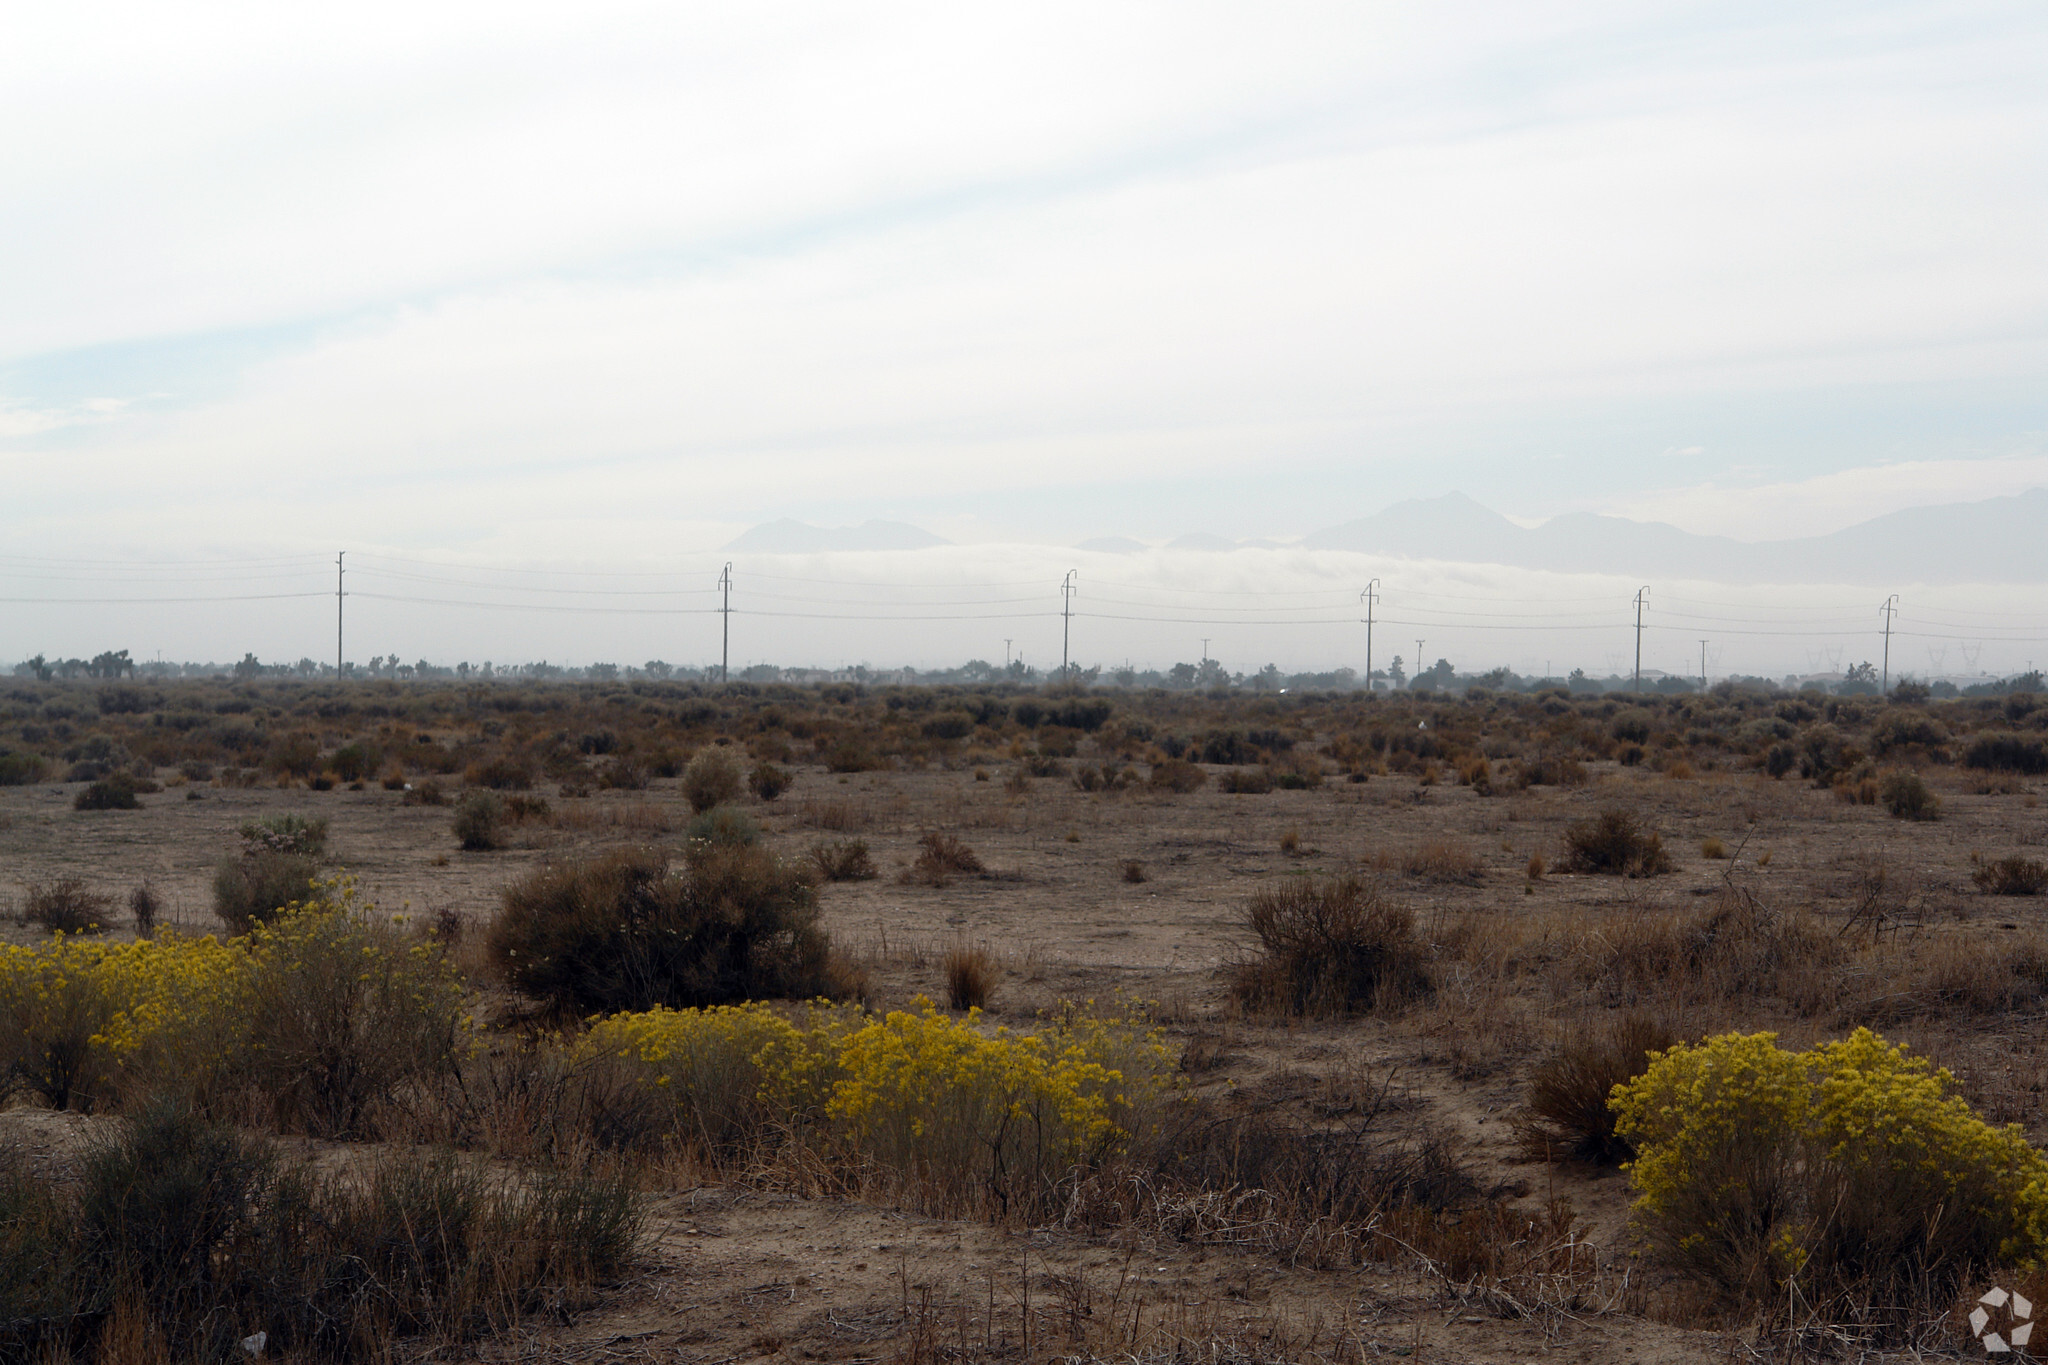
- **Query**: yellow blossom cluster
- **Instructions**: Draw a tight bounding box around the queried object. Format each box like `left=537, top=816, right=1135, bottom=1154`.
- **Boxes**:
left=1611, top=1027, right=2048, bottom=1297
left=0, top=879, right=467, bottom=1120
left=579, top=996, right=1177, bottom=1213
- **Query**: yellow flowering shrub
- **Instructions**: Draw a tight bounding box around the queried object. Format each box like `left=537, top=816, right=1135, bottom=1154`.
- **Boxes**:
left=579, top=996, right=1177, bottom=1215
left=240, top=887, right=471, bottom=1136
left=1612, top=1028, right=2048, bottom=1311
left=0, top=932, right=247, bottom=1111
left=0, top=879, right=467, bottom=1133
left=577, top=1000, right=856, bottom=1148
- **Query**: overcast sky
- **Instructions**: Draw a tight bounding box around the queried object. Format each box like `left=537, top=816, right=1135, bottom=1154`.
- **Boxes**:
left=4, top=2, right=2046, bottom=672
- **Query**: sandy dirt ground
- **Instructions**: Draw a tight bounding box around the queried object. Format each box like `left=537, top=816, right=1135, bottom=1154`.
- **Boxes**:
left=5, top=757, right=2045, bottom=1362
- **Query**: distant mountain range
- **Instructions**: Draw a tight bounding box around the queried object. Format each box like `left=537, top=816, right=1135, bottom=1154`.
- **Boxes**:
left=1301, top=489, right=2048, bottom=584
left=725, top=489, right=2046, bottom=584
left=724, top=519, right=949, bottom=553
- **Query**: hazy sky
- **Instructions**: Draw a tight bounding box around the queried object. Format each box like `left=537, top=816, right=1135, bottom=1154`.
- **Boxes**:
left=4, top=2, right=2046, bottom=672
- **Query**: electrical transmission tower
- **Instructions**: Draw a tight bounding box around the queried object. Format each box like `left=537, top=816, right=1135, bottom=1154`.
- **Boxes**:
left=1360, top=579, right=1379, bottom=697
left=1880, top=595, right=1899, bottom=693
left=1633, top=587, right=1650, bottom=692
left=717, top=563, right=733, bottom=683
left=1060, top=570, right=1077, bottom=680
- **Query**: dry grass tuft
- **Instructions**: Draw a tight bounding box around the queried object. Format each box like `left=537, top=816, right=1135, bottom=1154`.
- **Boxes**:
left=906, top=830, right=985, bottom=887
left=790, top=797, right=873, bottom=831
left=942, top=943, right=999, bottom=1010
left=1972, top=853, right=2048, bottom=896
left=808, top=838, right=878, bottom=882
left=1516, top=1014, right=1680, bottom=1165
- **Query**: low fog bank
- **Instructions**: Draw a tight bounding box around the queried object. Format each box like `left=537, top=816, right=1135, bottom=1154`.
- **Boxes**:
left=6, top=543, right=2045, bottom=686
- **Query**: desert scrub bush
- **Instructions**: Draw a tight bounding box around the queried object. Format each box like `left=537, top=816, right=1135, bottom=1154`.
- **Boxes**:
left=1587, top=890, right=1842, bottom=1011
left=0, top=749, right=49, bottom=786
left=1878, top=768, right=1940, bottom=820
left=237, top=811, right=328, bottom=856
left=748, top=761, right=791, bottom=801
left=906, top=830, right=984, bottom=886
left=238, top=894, right=470, bottom=1137
left=1516, top=1015, right=1678, bottom=1165
left=10, top=1102, right=639, bottom=1363
left=1559, top=808, right=1671, bottom=876
left=684, top=803, right=760, bottom=846
left=808, top=838, right=878, bottom=882
left=1395, top=839, right=1484, bottom=883
left=681, top=745, right=744, bottom=812
left=452, top=789, right=506, bottom=851
left=21, top=876, right=112, bottom=935
left=1611, top=1028, right=2048, bottom=1324
left=1146, top=758, right=1208, bottom=793
left=489, top=844, right=837, bottom=1016
left=1973, top=853, right=2048, bottom=896
left=1216, top=766, right=1275, bottom=794
left=0, top=1142, right=72, bottom=1327
left=73, top=772, right=142, bottom=810
left=1231, top=876, right=1430, bottom=1016
left=213, top=848, right=320, bottom=934
left=1964, top=731, right=2048, bottom=774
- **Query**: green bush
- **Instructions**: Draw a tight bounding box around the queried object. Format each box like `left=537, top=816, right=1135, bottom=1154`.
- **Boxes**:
left=74, top=773, right=142, bottom=810
left=1230, top=876, right=1430, bottom=1016
left=329, top=741, right=380, bottom=782
left=1878, top=768, right=1940, bottom=821
left=213, top=850, right=321, bottom=934
left=748, top=761, right=791, bottom=801
left=684, top=803, right=760, bottom=847
left=1963, top=732, right=2048, bottom=774
left=1611, top=1029, right=2048, bottom=1323
left=488, top=844, right=838, bottom=1016
left=452, top=790, right=505, bottom=851
left=0, top=751, right=48, bottom=786
left=681, top=746, right=744, bottom=812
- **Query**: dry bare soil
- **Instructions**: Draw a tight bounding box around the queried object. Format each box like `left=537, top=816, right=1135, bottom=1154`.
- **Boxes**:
left=4, top=706, right=2046, bottom=1364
